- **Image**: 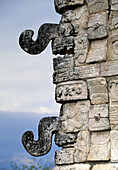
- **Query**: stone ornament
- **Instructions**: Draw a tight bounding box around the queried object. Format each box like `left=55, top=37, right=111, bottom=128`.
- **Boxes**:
left=22, top=117, right=61, bottom=156
left=19, top=0, right=118, bottom=169
left=19, top=24, right=59, bottom=55
left=55, top=80, right=88, bottom=103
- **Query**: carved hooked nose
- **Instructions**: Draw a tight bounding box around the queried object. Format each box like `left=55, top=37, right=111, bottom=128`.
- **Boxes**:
left=22, top=117, right=61, bottom=156
left=19, top=23, right=59, bottom=55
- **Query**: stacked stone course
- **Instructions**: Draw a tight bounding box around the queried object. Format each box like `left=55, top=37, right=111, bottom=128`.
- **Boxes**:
left=52, top=0, right=118, bottom=169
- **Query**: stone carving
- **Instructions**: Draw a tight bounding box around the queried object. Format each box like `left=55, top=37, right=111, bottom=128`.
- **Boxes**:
left=111, top=0, right=118, bottom=11
left=55, top=80, right=88, bottom=103
left=19, top=0, right=118, bottom=169
left=55, top=132, right=77, bottom=147
left=74, top=34, right=89, bottom=65
left=53, top=54, right=74, bottom=71
left=87, top=78, right=108, bottom=105
left=55, top=148, right=74, bottom=165
left=54, top=0, right=84, bottom=14
left=22, top=117, right=61, bottom=156
left=19, top=24, right=59, bottom=55
left=52, top=36, right=74, bottom=55
left=89, top=104, right=110, bottom=131
left=86, top=39, right=107, bottom=63
left=86, top=0, right=108, bottom=14
left=101, top=60, right=118, bottom=77
left=111, top=130, right=118, bottom=162
left=60, top=101, right=90, bottom=132
left=74, top=131, right=90, bottom=162
left=88, top=131, right=110, bottom=161
left=88, top=12, right=108, bottom=40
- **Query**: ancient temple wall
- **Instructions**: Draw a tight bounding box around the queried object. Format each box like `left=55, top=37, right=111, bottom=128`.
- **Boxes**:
left=52, top=0, right=118, bottom=169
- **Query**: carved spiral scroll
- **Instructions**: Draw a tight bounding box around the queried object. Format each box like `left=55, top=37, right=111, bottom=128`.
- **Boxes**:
left=22, top=117, right=61, bottom=156
left=19, top=23, right=59, bottom=55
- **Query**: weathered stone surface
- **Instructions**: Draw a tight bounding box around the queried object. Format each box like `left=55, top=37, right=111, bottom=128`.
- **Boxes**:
left=53, top=164, right=91, bottom=170
left=89, top=118, right=110, bottom=131
left=86, top=0, right=108, bottom=14
left=89, top=104, right=110, bottom=131
left=53, top=54, right=74, bottom=71
left=55, top=132, right=77, bottom=147
left=74, top=34, right=90, bottom=65
left=53, top=68, right=70, bottom=84
left=74, top=63, right=100, bottom=79
left=86, top=39, right=107, bottom=63
left=111, top=130, right=118, bottom=162
left=54, top=0, right=84, bottom=14
left=59, top=23, right=74, bottom=37
left=53, top=63, right=100, bottom=84
left=88, top=131, right=110, bottom=161
left=87, top=78, right=108, bottom=105
left=19, top=24, right=59, bottom=55
left=108, top=30, right=118, bottom=60
left=88, top=12, right=108, bottom=40
left=22, top=117, right=61, bottom=156
left=109, top=11, right=118, bottom=31
left=109, top=78, right=118, bottom=103
left=74, top=131, right=90, bottom=162
left=92, top=164, right=118, bottom=170
left=55, top=148, right=74, bottom=165
left=89, top=104, right=108, bottom=118
left=60, top=5, right=89, bottom=34
left=55, top=80, right=88, bottom=103
left=111, top=0, right=118, bottom=11
left=101, top=60, right=118, bottom=77
left=52, top=36, right=74, bottom=55
left=60, top=101, right=90, bottom=132
left=109, top=104, right=118, bottom=129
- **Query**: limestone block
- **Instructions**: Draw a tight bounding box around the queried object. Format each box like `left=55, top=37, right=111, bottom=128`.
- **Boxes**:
left=109, top=78, right=118, bottom=103
left=74, top=63, right=100, bottom=79
left=54, top=0, right=84, bottom=14
left=60, top=4, right=89, bottom=36
left=53, top=164, right=91, bottom=170
left=107, top=30, right=118, bottom=60
left=89, top=118, right=110, bottom=131
left=55, top=80, right=88, bottom=103
left=53, top=68, right=69, bottom=84
left=53, top=54, right=74, bottom=71
left=53, top=64, right=100, bottom=84
left=88, top=12, right=108, bottom=40
left=88, top=131, right=110, bottom=161
left=55, top=132, right=77, bottom=147
left=52, top=36, right=74, bottom=55
left=92, top=164, right=118, bottom=170
left=87, top=78, right=108, bottom=105
left=111, top=130, right=118, bottom=162
left=74, top=131, right=90, bottom=162
left=55, top=148, right=74, bottom=165
left=59, top=23, right=74, bottom=37
left=86, top=0, right=108, bottom=14
left=86, top=39, right=107, bottom=63
left=89, top=104, right=110, bottom=131
left=60, top=101, right=90, bottom=132
left=109, top=104, right=118, bottom=129
left=89, top=104, right=108, bottom=118
left=74, top=34, right=90, bottom=65
left=109, top=11, right=118, bottom=30
left=101, top=60, right=118, bottom=77
left=111, top=0, right=118, bottom=11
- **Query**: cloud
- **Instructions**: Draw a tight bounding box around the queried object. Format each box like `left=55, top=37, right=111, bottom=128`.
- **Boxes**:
left=32, top=106, right=57, bottom=114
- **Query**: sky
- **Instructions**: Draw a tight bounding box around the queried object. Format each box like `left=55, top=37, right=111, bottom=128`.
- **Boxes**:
left=0, top=0, right=61, bottom=169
